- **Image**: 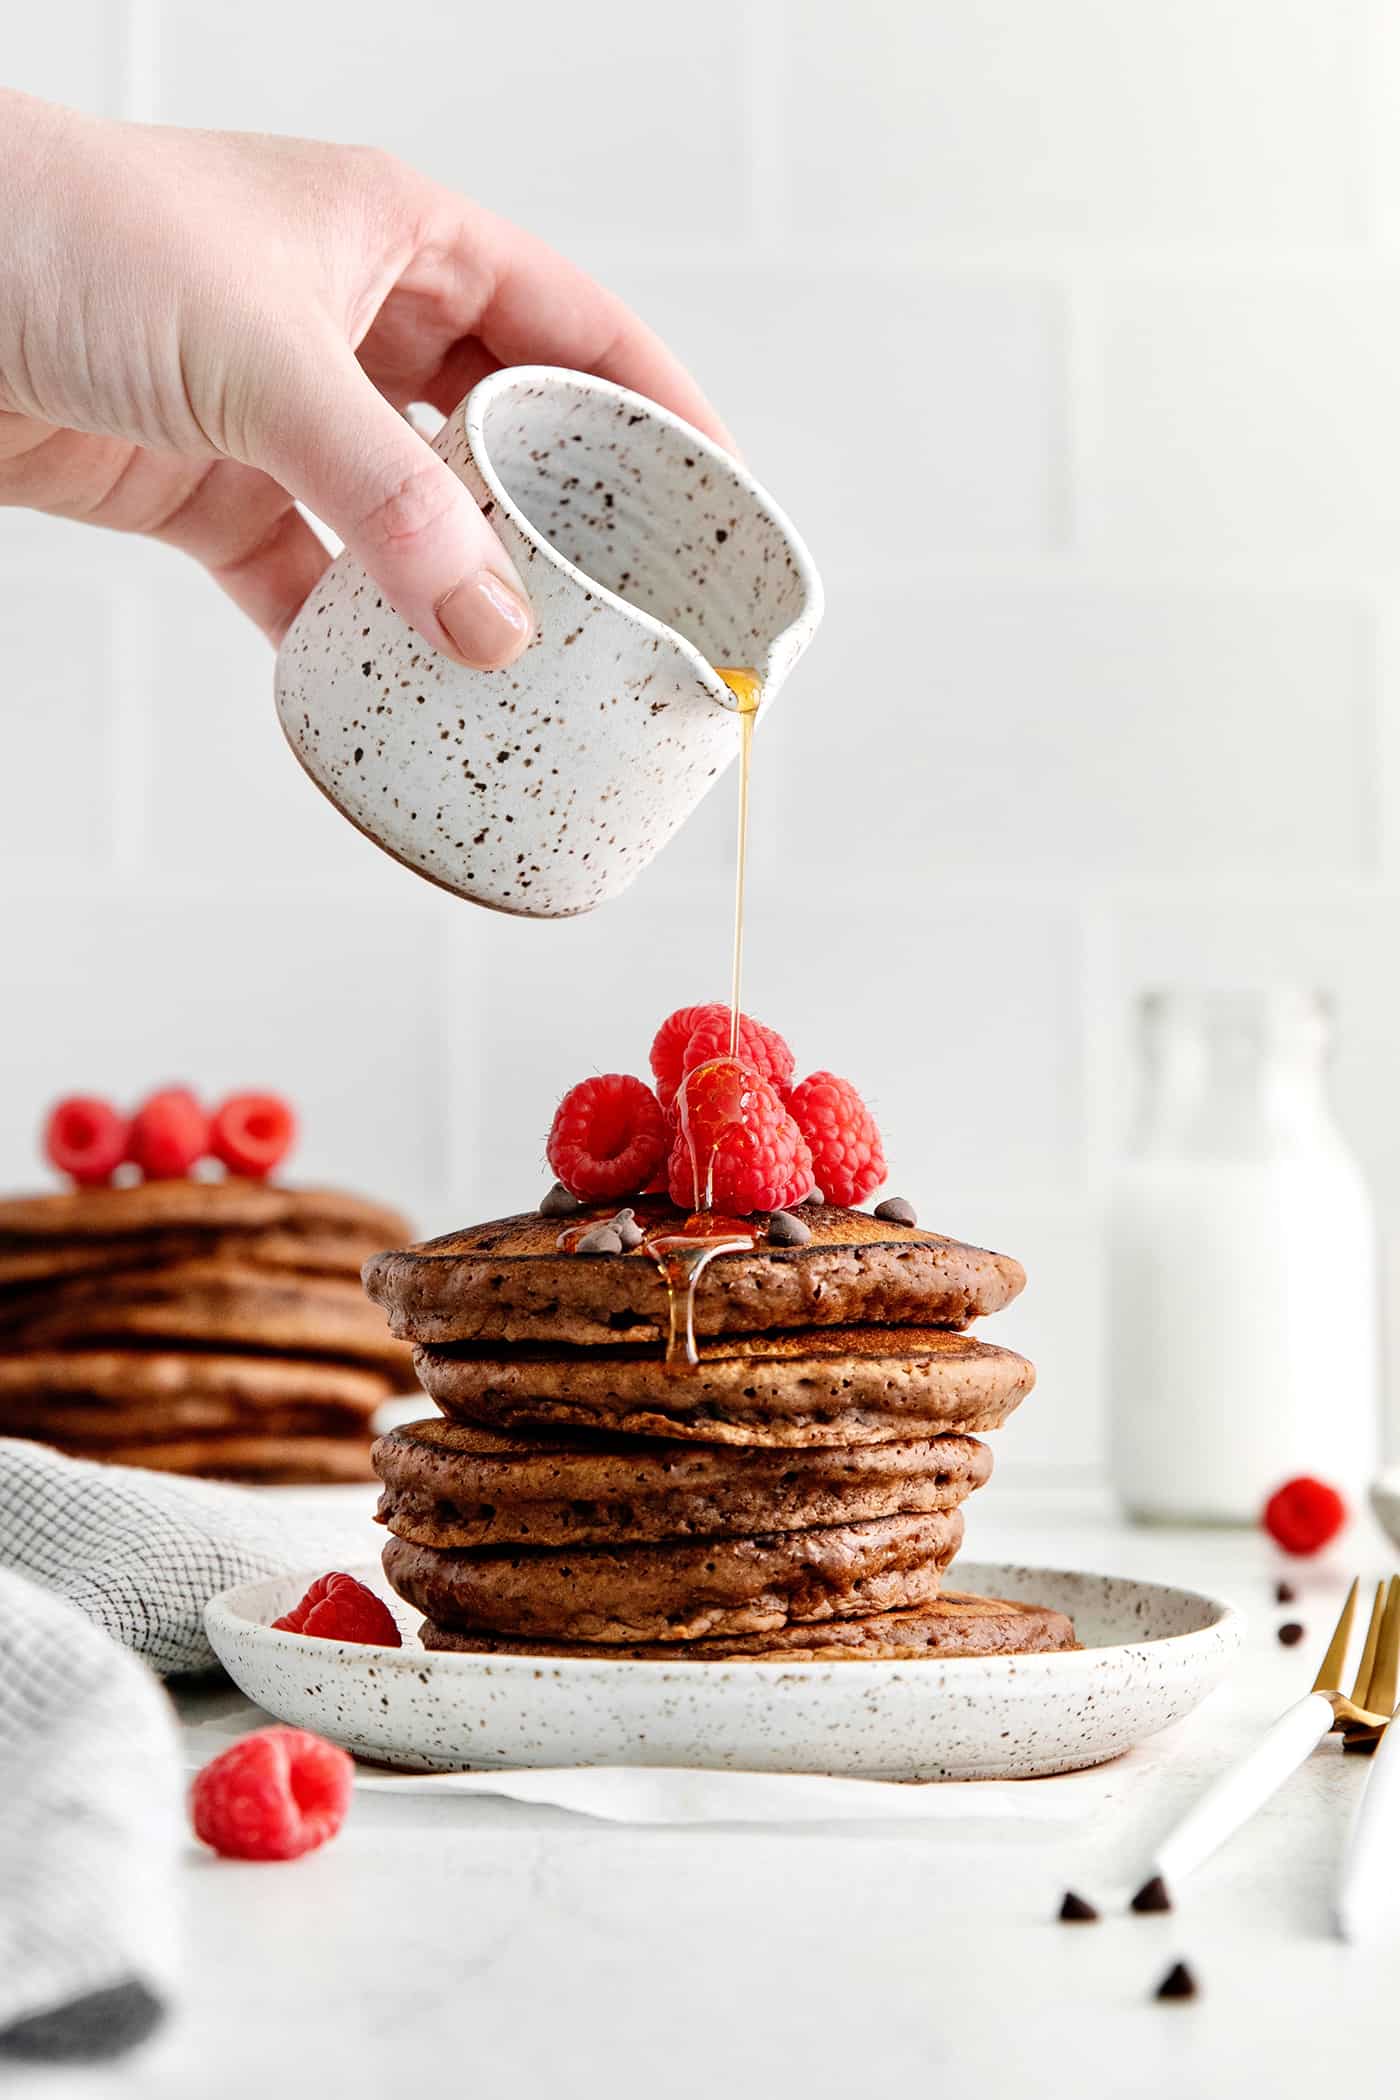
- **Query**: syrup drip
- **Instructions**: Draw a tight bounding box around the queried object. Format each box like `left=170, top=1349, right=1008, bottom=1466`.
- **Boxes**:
left=714, top=667, right=762, bottom=1058
left=643, top=1216, right=755, bottom=1371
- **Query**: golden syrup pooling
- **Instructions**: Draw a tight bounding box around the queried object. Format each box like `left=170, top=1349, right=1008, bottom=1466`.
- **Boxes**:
left=642, top=1215, right=756, bottom=1372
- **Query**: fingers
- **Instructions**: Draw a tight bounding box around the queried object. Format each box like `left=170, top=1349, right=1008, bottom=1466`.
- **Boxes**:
left=250, top=337, right=533, bottom=668
left=472, top=213, right=735, bottom=452
left=370, top=194, right=736, bottom=455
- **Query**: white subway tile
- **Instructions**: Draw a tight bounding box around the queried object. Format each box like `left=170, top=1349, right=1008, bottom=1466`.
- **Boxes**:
left=779, top=0, right=1367, bottom=245
left=600, top=261, right=1067, bottom=566
left=144, top=555, right=428, bottom=892
left=764, top=578, right=1376, bottom=880
left=1099, top=277, right=1400, bottom=557
left=0, top=884, right=452, bottom=1223
left=153, top=0, right=752, bottom=249
left=5, top=8, right=119, bottom=111
left=0, top=567, right=118, bottom=868
left=744, top=885, right=1086, bottom=1200
left=943, top=1198, right=1105, bottom=1482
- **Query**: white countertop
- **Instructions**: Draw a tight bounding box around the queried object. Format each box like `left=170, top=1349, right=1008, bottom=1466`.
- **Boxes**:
left=18, top=1488, right=1400, bottom=2100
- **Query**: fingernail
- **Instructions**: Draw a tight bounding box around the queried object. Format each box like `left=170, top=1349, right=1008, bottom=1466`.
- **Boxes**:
left=436, top=571, right=532, bottom=668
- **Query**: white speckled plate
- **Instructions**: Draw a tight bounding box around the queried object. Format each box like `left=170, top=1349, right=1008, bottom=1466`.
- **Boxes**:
left=204, top=1561, right=1243, bottom=1782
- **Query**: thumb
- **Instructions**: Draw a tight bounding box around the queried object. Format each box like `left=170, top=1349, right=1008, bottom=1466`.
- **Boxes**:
left=253, top=343, right=533, bottom=669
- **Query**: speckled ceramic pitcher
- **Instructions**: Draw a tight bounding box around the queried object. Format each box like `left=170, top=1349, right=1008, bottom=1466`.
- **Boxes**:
left=274, top=366, right=823, bottom=916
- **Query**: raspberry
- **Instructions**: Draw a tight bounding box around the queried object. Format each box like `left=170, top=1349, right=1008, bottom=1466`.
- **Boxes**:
left=547, top=1074, right=668, bottom=1200
left=128, top=1087, right=209, bottom=1180
left=190, top=1727, right=352, bottom=1861
left=272, top=1571, right=402, bottom=1646
left=1262, top=1476, right=1347, bottom=1557
left=786, top=1072, right=886, bottom=1208
left=672, top=1008, right=795, bottom=1109
left=649, top=1004, right=719, bottom=1107
left=43, top=1096, right=129, bottom=1186
left=650, top=1003, right=795, bottom=1111
left=668, top=1058, right=813, bottom=1215
left=210, top=1092, right=297, bottom=1179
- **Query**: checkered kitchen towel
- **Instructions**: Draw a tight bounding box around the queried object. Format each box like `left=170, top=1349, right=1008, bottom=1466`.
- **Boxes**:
left=0, top=1438, right=369, bottom=2059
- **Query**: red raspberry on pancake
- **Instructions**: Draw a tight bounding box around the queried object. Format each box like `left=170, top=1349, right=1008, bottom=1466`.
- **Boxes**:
left=787, top=1072, right=886, bottom=1208
left=547, top=1073, right=668, bottom=1200
left=667, top=1058, right=812, bottom=1215
left=43, top=1095, right=129, bottom=1186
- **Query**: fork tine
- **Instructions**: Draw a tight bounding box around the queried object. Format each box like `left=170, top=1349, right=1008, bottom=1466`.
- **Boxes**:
left=1351, top=1583, right=1388, bottom=1705
left=1312, top=1578, right=1360, bottom=1695
left=1362, top=1576, right=1400, bottom=1721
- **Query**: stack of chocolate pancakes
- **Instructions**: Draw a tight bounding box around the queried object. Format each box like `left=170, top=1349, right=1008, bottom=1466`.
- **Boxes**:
left=366, top=1201, right=1076, bottom=1658
left=0, top=1180, right=415, bottom=1482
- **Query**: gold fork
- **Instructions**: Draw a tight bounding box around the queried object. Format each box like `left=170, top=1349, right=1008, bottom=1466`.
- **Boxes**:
left=1138, top=1577, right=1397, bottom=1903
left=1334, top=1578, right=1400, bottom=1940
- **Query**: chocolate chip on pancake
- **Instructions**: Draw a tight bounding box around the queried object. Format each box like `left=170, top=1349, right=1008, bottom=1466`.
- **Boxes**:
left=373, top=1416, right=992, bottom=1548
left=419, top=1589, right=1077, bottom=1660
left=382, top=1507, right=963, bottom=1643
left=363, top=1200, right=1025, bottom=1347
left=413, top=1324, right=1033, bottom=1448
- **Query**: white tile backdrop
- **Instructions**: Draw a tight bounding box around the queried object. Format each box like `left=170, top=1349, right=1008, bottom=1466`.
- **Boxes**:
left=6, top=0, right=1400, bottom=1485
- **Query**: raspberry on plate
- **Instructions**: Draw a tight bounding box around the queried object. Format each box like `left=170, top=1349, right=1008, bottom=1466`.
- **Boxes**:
left=272, top=1572, right=402, bottom=1646
left=190, top=1727, right=352, bottom=1862
left=1262, top=1476, right=1347, bottom=1557
left=210, top=1092, right=297, bottom=1178
left=787, top=1071, right=886, bottom=1208
left=127, top=1087, right=209, bottom=1180
left=668, top=1057, right=813, bottom=1215
left=43, top=1095, right=129, bottom=1186
left=650, top=1003, right=795, bottom=1111
left=547, top=1073, right=668, bottom=1199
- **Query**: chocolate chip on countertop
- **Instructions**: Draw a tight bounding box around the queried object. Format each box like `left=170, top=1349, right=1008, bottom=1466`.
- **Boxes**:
left=1058, top=1891, right=1099, bottom=1923
left=574, top=1225, right=624, bottom=1256
left=1275, top=1581, right=1297, bottom=1604
left=1277, top=1621, right=1305, bottom=1647
left=1154, top=1961, right=1198, bottom=2002
left=874, top=1196, right=917, bottom=1227
left=798, top=1187, right=825, bottom=1207
left=767, top=1210, right=812, bottom=1247
left=608, top=1208, right=644, bottom=1250
left=1129, top=1874, right=1172, bottom=1915
left=539, top=1182, right=582, bottom=1218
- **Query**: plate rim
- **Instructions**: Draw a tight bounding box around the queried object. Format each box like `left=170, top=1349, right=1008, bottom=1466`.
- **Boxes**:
left=205, top=1557, right=1246, bottom=1683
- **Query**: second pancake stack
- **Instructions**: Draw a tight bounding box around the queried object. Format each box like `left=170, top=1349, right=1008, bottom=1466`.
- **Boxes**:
left=366, top=1201, right=1075, bottom=1657
left=0, top=1180, right=415, bottom=1481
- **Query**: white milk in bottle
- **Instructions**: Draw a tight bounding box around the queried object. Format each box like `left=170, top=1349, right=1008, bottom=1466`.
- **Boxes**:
left=1107, top=988, right=1377, bottom=1524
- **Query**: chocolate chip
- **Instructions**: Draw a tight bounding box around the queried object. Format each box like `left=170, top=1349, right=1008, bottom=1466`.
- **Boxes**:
left=574, top=1225, right=623, bottom=1256
left=608, top=1208, right=644, bottom=1250
left=798, top=1187, right=825, bottom=1207
left=1129, top=1874, right=1172, bottom=1915
left=539, top=1182, right=582, bottom=1218
left=1275, top=1581, right=1297, bottom=1604
left=1058, top=1891, right=1099, bottom=1923
left=1277, top=1621, right=1305, bottom=1646
left=1154, top=1961, right=1198, bottom=2001
left=874, top=1196, right=917, bottom=1227
left=767, top=1210, right=812, bottom=1246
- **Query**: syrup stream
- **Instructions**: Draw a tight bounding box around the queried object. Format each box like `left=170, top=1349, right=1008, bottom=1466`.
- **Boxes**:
left=715, top=667, right=762, bottom=1058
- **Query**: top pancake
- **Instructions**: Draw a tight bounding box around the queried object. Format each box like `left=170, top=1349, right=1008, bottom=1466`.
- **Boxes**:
left=364, top=1201, right=1025, bottom=1346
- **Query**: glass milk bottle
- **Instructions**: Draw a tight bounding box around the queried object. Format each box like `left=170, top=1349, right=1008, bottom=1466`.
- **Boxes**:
left=1108, top=988, right=1378, bottom=1524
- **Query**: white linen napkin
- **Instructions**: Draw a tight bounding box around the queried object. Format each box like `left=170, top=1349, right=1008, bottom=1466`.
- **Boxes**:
left=0, top=1438, right=361, bottom=2060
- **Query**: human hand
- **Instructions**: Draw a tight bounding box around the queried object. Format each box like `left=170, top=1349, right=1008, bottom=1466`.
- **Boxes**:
left=0, top=92, right=730, bottom=668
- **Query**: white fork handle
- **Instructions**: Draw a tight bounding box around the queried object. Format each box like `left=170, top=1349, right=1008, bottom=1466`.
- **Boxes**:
left=1154, top=1692, right=1335, bottom=1889
left=1335, top=1710, right=1400, bottom=1941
